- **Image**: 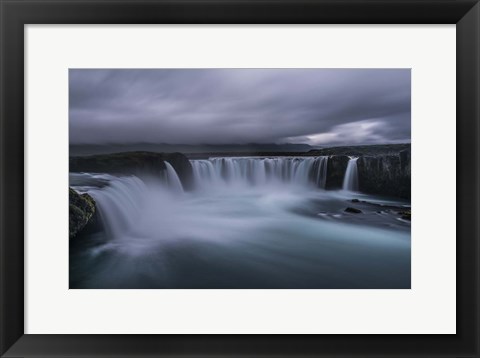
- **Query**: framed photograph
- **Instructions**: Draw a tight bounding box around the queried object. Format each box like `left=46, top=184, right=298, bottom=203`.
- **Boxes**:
left=1, top=0, right=479, bottom=357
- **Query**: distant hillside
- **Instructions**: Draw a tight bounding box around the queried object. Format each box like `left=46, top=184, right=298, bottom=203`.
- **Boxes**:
left=69, top=143, right=315, bottom=156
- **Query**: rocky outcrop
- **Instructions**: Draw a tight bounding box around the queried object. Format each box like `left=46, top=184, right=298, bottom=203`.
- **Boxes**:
left=325, top=155, right=349, bottom=189
left=69, top=188, right=96, bottom=239
left=309, top=143, right=411, bottom=157
left=398, top=210, right=411, bottom=220
left=317, top=144, right=411, bottom=199
left=357, top=148, right=411, bottom=199
left=345, top=207, right=362, bottom=214
left=69, top=151, right=193, bottom=190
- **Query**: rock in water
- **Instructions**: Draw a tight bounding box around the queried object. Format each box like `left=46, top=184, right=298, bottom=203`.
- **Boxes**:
left=69, top=188, right=96, bottom=239
left=398, top=210, right=411, bottom=221
left=345, top=207, right=362, bottom=214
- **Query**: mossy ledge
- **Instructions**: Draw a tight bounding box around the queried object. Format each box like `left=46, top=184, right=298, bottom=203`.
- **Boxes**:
left=69, top=151, right=193, bottom=190
left=69, top=188, right=96, bottom=239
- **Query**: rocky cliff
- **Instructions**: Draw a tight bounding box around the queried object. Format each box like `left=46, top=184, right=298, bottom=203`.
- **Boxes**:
left=69, top=151, right=194, bottom=190
left=325, top=155, right=350, bottom=189
left=357, top=149, right=411, bottom=199
left=314, top=144, right=411, bottom=198
left=308, top=144, right=411, bottom=199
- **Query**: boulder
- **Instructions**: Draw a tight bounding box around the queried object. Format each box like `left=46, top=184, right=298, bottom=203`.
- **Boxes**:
left=69, top=188, right=96, bottom=239
left=398, top=210, right=411, bottom=221
left=345, top=207, right=362, bottom=214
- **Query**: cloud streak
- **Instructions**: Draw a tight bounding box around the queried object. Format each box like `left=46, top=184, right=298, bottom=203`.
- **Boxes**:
left=69, top=68, right=410, bottom=146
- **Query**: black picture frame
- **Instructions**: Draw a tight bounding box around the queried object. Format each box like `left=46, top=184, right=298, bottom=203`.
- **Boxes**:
left=1, top=0, right=479, bottom=357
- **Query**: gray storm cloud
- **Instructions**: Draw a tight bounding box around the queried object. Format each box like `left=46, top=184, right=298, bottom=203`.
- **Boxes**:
left=69, top=68, right=411, bottom=146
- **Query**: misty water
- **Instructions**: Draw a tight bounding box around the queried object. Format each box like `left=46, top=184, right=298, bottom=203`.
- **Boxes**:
left=70, top=157, right=411, bottom=289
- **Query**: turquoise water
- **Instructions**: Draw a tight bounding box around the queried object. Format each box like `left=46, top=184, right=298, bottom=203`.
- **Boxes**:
left=70, top=172, right=410, bottom=289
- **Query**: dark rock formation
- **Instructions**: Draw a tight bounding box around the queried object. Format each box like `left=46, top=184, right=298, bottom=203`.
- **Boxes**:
left=187, top=143, right=411, bottom=160
left=345, top=207, right=362, bottom=214
left=69, top=151, right=193, bottom=190
left=325, top=155, right=349, bottom=189
left=309, top=143, right=411, bottom=157
left=357, top=149, right=411, bottom=199
left=312, top=144, right=411, bottom=199
left=398, top=210, right=411, bottom=221
left=69, top=188, right=96, bottom=239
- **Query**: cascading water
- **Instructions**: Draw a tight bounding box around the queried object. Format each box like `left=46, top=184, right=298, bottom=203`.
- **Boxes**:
left=70, top=154, right=411, bottom=289
left=87, top=175, right=148, bottom=239
left=343, top=157, right=359, bottom=191
left=164, top=161, right=184, bottom=192
left=79, top=161, right=184, bottom=241
left=312, top=156, right=328, bottom=189
left=190, top=156, right=329, bottom=189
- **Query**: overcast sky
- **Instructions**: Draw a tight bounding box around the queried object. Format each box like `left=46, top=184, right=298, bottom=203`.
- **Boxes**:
left=69, top=69, right=410, bottom=146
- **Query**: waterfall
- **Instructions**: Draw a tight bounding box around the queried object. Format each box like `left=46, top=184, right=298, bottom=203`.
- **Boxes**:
left=190, top=156, right=329, bottom=189
left=80, top=162, right=185, bottom=240
left=312, top=156, right=328, bottom=189
left=76, top=156, right=330, bottom=241
left=343, top=157, right=359, bottom=191
left=88, top=176, right=148, bottom=239
left=164, top=161, right=184, bottom=192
